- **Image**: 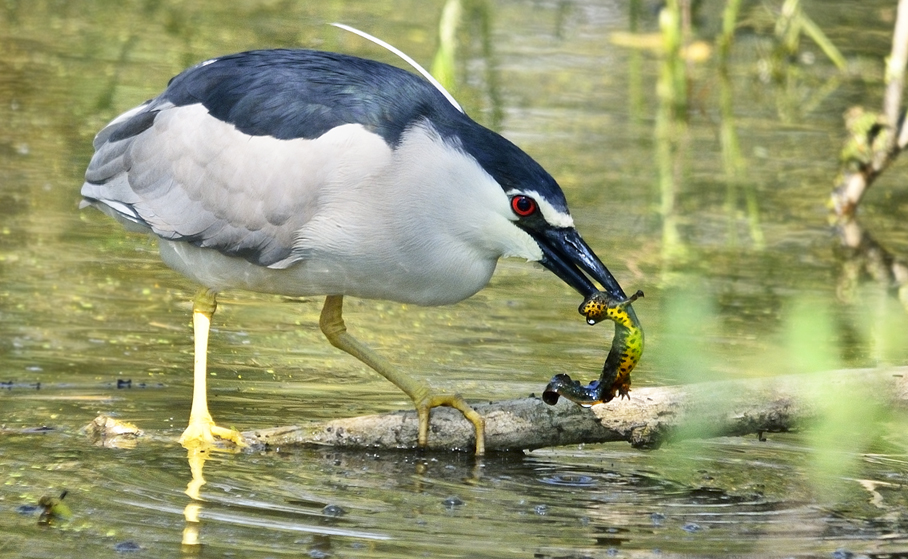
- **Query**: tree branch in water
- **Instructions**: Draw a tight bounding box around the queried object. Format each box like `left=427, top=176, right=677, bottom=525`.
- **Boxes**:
left=241, top=367, right=907, bottom=453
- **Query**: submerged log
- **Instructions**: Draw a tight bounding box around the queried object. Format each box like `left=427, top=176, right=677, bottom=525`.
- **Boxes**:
left=242, top=366, right=907, bottom=453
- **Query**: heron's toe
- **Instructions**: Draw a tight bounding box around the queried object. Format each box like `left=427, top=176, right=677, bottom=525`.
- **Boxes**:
left=179, top=417, right=246, bottom=448
left=417, top=394, right=485, bottom=455
left=210, top=425, right=248, bottom=447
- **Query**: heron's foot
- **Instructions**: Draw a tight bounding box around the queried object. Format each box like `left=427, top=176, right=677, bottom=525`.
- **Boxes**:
left=179, top=415, right=247, bottom=449
left=416, top=394, right=485, bottom=455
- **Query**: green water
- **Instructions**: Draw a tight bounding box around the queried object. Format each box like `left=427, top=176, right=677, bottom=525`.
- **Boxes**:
left=3, top=1, right=908, bottom=557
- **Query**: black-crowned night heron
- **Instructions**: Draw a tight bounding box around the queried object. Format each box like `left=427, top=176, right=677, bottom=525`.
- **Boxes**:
left=81, top=44, right=630, bottom=455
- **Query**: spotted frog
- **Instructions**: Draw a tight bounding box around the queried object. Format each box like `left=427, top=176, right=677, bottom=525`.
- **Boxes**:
left=542, top=289, right=644, bottom=407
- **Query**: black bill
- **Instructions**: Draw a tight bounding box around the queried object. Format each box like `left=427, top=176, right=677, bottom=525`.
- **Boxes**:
left=534, top=227, right=629, bottom=302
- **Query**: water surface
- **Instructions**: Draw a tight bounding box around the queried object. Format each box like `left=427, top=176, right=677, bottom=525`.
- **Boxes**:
left=2, top=1, right=908, bottom=557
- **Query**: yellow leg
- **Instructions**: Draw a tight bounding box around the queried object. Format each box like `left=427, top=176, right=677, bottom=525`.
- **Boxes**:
left=319, top=295, right=485, bottom=454
left=179, top=288, right=246, bottom=448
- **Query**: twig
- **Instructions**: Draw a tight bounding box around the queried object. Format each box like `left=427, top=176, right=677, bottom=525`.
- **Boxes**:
left=831, top=0, right=908, bottom=217
left=885, top=0, right=908, bottom=151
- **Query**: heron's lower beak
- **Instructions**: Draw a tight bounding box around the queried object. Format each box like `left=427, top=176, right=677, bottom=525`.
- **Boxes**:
left=534, top=227, right=627, bottom=301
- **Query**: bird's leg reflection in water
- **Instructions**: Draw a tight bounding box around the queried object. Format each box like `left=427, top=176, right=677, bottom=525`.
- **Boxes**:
left=182, top=445, right=211, bottom=555
left=319, top=295, right=486, bottom=454
left=413, top=455, right=485, bottom=485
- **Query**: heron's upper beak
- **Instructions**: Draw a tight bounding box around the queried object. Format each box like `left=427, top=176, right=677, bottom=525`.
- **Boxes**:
left=533, top=227, right=628, bottom=302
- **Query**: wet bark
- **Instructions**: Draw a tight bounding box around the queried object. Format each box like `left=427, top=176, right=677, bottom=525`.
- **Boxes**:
left=241, top=366, right=907, bottom=453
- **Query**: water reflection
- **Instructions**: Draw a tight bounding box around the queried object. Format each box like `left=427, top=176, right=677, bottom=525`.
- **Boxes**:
left=3, top=421, right=908, bottom=557
left=182, top=446, right=208, bottom=554
left=835, top=217, right=908, bottom=310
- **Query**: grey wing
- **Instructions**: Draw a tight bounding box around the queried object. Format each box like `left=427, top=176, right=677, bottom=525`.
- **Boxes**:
left=81, top=100, right=393, bottom=268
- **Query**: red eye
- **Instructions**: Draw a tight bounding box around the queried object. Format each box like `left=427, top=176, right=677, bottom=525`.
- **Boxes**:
left=511, top=195, right=537, bottom=217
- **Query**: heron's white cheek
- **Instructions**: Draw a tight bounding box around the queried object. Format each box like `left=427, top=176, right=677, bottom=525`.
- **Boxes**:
left=378, top=121, right=545, bottom=264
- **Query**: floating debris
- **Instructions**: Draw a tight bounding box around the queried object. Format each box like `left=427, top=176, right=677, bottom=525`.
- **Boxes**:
left=84, top=415, right=143, bottom=449
left=38, top=491, right=71, bottom=525
left=113, top=541, right=142, bottom=553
